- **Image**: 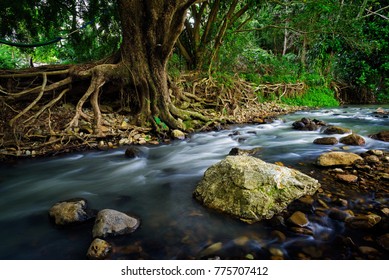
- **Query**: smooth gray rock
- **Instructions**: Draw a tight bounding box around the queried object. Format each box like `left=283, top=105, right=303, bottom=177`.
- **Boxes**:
left=193, top=156, right=320, bottom=224
left=92, top=209, right=140, bottom=238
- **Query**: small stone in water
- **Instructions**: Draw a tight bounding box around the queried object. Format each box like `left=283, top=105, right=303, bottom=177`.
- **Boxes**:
left=336, top=174, right=358, bottom=183
left=199, top=242, right=223, bottom=258
left=288, top=211, right=309, bottom=227
left=329, top=208, right=352, bottom=221
left=302, top=246, right=323, bottom=258
left=269, top=247, right=284, bottom=257
left=346, top=214, right=382, bottom=229
left=359, top=246, right=380, bottom=255
left=381, top=208, right=389, bottom=216
left=290, top=227, right=313, bottom=236
left=271, top=230, right=286, bottom=242
left=233, top=236, right=250, bottom=246
left=87, top=238, right=112, bottom=260
left=377, top=233, right=389, bottom=250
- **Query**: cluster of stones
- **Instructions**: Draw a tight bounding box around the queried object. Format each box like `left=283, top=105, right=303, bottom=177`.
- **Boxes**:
left=293, top=117, right=389, bottom=148
left=49, top=199, right=140, bottom=259
left=314, top=149, right=389, bottom=259
left=193, top=146, right=389, bottom=259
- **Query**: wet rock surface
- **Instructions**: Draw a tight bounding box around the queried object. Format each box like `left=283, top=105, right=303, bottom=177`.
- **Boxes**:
left=313, top=137, right=339, bottom=145
left=369, top=130, right=389, bottom=142
left=322, top=125, right=351, bottom=135
left=340, top=134, right=366, bottom=146
left=316, top=152, right=363, bottom=167
left=87, top=238, right=112, bottom=260
left=92, top=209, right=140, bottom=238
left=49, top=198, right=95, bottom=226
left=193, top=155, right=321, bottom=224
left=292, top=118, right=327, bottom=131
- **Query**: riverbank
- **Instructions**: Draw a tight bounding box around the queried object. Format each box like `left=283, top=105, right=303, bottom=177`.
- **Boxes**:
left=0, top=100, right=303, bottom=161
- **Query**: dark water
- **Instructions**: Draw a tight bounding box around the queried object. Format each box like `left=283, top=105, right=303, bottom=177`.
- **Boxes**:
left=1, top=106, right=388, bottom=259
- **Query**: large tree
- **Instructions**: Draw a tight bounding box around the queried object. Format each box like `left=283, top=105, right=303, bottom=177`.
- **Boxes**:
left=0, top=0, right=205, bottom=137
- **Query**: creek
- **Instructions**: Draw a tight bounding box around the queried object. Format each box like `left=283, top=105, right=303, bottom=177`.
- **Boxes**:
left=0, top=105, right=388, bottom=259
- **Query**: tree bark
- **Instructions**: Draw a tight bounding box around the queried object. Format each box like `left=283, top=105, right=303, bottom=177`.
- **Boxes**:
left=117, top=0, right=199, bottom=129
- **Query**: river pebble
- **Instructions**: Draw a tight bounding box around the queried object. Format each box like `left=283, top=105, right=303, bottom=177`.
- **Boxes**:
left=87, top=238, right=112, bottom=259
left=329, top=208, right=352, bottom=221
left=336, top=174, right=358, bottom=183
left=345, top=214, right=382, bottom=229
left=288, top=211, right=309, bottom=227
left=377, top=234, right=389, bottom=250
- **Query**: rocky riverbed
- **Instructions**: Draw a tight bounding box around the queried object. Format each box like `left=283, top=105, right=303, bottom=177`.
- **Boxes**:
left=0, top=106, right=388, bottom=260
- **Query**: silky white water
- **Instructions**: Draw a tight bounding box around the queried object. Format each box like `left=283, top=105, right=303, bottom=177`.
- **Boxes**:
left=0, top=106, right=388, bottom=259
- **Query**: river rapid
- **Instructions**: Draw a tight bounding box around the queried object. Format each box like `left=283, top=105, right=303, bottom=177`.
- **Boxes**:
left=0, top=106, right=388, bottom=259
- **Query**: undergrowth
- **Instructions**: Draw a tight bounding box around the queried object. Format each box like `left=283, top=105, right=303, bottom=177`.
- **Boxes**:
left=280, top=87, right=339, bottom=107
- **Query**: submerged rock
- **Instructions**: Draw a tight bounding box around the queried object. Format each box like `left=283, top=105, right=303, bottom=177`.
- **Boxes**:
left=125, top=146, right=145, bottom=158
left=92, top=209, right=140, bottom=238
left=316, top=152, right=363, bottom=167
left=49, top=198, right=95, bottom=226
left=193, top=156, right=320, bottom=224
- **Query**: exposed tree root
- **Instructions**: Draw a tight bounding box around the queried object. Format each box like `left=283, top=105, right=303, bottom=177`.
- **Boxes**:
left=254, top=82, right=306, bottom=101
left=0, top=67, right=303, bottom=160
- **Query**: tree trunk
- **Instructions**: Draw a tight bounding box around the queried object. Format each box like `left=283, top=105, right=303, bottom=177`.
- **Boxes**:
left=117, top=0, right=198, bottom=130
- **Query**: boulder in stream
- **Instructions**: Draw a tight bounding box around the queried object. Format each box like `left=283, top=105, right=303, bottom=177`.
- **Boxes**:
left=193, top=156, right=320, bottom=224
left=322, top=125, right=351, bottom=135
left=49, top=198, right=95, bottom=226
left=369, top=131, right=389, bottom=142
left=92, top=209, right=140, bottom=238
left=313, top=137, right=339, bottom=145
left=340, top=134, right=365, bottom=146
left=292, top=118, right=326, bottom=131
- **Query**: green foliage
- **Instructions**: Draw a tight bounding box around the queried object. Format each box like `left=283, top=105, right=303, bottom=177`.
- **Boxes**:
left=0, top=45, right=28, bottom=69
left=167, top=53, right=183, bottom=79
left=281, top=87, right=339, bottom=107
left=0, top=0, right=120, bottom=67
left=153, top=116, right=168, bottom=130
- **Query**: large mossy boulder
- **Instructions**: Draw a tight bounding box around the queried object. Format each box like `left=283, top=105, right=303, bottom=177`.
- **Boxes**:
left=193, top=156, right=320, bottom=224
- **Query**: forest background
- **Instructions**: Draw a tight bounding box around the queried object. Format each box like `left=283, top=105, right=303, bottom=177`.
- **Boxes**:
left=1, top=0, right=388, bottom=106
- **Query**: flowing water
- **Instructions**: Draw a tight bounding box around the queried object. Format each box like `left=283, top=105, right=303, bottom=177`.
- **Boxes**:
left=1, top=106, right=388, bottom=259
